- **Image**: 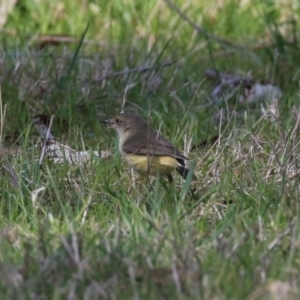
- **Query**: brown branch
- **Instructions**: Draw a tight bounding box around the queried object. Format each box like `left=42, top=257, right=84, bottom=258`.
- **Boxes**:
left=91, top=60, right=176, bottom=83
left=38, top=115, right=55, bottom=166
left=3, top=160, right=19, bottom=188
left=162, top=0, right=244, bottom=49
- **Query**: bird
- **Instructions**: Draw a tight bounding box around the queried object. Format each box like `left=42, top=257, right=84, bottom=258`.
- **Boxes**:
left=102, top=112, right=194, bottom=182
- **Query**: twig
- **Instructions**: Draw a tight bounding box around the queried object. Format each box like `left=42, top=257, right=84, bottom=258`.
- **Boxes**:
left=121, top=83, right=137, bottom=113
left=171, top=257, right=182, bottom=292
left=33, top=115, right=55, bottom=140
left=162, top=0, right=243, bottom=49
left=0, top=88, right=17, bottom=188
left=81, top=194, right=93, bottom=225
left=31, top=187, right=46, bottom=208
left=39, top=115, right=55, bottom=166
left=0, top=86, right=6, bottom=143
left=34, top=35, right=106, bottom=46
left=268, top=219, right=295, bottom=251
left=130, top=168, right=136, bottom=188
left=3, top=160, right=19, bottom=188
left=91, top=60, right=176, bottom=83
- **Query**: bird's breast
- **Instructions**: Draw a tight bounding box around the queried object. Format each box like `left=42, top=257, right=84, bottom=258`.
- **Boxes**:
left=122, top=154, right=178, bottom=176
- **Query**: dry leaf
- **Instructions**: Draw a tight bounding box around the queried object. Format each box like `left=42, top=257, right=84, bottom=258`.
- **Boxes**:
left=40, top=140, right=110, bottom=165
left=0, top=0, right=18, bottom=29
left=33, top=115, right=111, bottom=165
left=205, top=69, right=282, bottom=105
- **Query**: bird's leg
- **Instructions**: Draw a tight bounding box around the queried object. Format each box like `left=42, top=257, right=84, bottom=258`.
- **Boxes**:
left=167, top=174, right=173, bottom=183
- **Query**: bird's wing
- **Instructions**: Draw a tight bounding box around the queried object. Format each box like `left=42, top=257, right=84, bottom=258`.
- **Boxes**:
left=122, top=134, right=187, bottom=166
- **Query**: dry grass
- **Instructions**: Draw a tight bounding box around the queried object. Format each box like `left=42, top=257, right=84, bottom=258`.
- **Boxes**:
left=0, top=0, right=300, bottom=299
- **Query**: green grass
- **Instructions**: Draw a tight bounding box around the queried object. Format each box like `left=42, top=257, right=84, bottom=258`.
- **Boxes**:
left=0, top=0, right=300, bottom=299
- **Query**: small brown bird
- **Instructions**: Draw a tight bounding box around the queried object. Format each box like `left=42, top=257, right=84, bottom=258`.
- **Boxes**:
left=102, top=112, right=194, bottom=182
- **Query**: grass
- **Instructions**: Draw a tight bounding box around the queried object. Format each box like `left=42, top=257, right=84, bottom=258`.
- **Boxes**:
left=0, top=0, right=300, bottom=299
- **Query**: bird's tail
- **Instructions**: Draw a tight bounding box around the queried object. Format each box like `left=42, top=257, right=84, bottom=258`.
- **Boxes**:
left=176, top=165, right=196, bottom=180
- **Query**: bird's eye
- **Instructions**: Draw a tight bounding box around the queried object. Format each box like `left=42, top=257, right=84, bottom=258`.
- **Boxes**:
left=115, top=118, right=121, bottom=124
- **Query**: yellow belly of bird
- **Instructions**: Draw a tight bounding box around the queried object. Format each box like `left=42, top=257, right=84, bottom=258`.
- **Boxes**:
left=123, top=154, right=178, bottom=176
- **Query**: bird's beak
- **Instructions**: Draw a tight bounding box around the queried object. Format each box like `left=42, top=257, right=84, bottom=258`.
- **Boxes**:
left=101, top=119, right=114, bottom=127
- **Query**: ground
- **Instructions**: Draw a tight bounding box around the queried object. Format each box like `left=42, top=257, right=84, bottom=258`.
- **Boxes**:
left=0, top=0, right=300, bottom=299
